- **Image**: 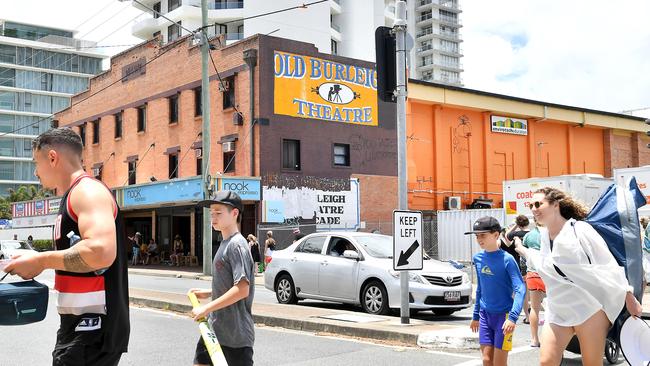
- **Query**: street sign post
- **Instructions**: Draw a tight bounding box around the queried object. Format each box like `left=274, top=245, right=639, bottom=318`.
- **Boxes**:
left=393, top=210, right=423, bottom=271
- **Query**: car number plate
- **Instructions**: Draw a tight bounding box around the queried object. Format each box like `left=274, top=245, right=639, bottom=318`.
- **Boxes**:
left=444, top=291, right=461, bottom=302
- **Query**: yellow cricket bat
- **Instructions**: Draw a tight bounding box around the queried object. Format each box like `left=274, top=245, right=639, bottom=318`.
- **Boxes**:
left=188, top=292, right=229, bottom=366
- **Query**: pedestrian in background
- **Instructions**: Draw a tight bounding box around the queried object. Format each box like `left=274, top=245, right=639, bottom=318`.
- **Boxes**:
left=514, top=218, right=546, bottom=348
left=466, top=216, right=526, bottom=366
left=503, top=215, right=530, bottom=323
left=264, top=230, right=276, bottom=267
left=641, top=216, right=650, bottom=287
left=144, top=238, right=158, bottom=265
left=170, top=234, right=184, bottom=267
left=26, top=235, right=34, bottom=248
left=247, top=234, right=261, bottom=273
left=514, top=187, right=642, bottom=366
left=131, top=232, right=142, bottom=266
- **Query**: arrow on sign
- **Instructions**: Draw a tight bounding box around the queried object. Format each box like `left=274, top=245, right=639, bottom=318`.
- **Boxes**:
left=397, top=240, right=420, bottom=267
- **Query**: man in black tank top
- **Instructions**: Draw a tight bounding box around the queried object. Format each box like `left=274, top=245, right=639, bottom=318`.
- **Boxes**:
left=6, top=128, right=130, bottom=366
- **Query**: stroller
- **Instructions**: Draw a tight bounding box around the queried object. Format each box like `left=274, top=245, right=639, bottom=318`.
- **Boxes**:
left=562, top=178, right=646, bottom=364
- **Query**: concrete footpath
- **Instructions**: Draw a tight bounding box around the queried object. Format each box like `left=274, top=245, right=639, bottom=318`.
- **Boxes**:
left=127, top=267, right=650, bottom=349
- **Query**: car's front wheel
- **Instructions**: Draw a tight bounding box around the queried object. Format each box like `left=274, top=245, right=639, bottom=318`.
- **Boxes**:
left=275, top=274, right=298, bottom=304
left=361, top=281, right=390, bottom=315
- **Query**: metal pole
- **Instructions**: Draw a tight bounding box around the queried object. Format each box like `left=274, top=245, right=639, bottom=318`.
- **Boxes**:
left=394, top=1, right=409, bottom=325
left=201, top=0, right=212, bottom=275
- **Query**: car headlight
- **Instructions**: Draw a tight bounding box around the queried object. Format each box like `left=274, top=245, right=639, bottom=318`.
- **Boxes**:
left=388, top=270, right=425, bottom=284
left=462, top=273, right=470, bottom=284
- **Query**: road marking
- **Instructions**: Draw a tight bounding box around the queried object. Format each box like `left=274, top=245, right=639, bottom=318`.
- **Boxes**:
left=426, top=350, right=478, bottom=359
left=451, top=345, right=536, bottom=366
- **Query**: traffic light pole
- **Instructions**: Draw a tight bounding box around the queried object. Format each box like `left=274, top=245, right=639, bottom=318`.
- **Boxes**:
left=394, top=1, right=409, bottom=325
left=201, top=0, right=212, bottom=275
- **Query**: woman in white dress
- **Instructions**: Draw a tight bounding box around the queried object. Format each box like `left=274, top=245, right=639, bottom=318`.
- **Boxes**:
left=515, top=187, right=642, bottom=366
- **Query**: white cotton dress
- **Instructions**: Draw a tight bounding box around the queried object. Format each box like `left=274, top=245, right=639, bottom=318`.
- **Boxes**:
left=528, top=219, right=629, bottom=327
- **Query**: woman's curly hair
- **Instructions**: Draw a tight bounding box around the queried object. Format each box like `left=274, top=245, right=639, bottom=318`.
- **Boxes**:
left=534, top=187, right=589, bottom=220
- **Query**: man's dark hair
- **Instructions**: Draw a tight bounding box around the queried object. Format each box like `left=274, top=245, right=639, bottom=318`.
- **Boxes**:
left=32, top=128, right=83, bottom=157
left=223, top=205, right=242, bottom=224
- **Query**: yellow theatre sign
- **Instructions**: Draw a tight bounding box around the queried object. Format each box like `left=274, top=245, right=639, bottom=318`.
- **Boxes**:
left=273, top=51, right=378, bottom=127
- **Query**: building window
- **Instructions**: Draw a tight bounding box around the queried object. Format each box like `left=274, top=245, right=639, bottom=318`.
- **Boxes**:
left=137, top=105, right=147, bottom=132
left=168, top=22, right=181, bottom=42
left=333, top=143, right=350, bottom=167
left=196, top=156, right=202, bottom=175
left=222, top=76, right=235, bottom=109
left=93, top=166, right=102, bottom=181
left=92, top=119, right=100, bottom=144
left=168, top=0, right=181, bottom=12
left=153, top=31, right=161, bottom=38
left=169, top=94, right=179, bottom=123
left=331, top=39, right=338, bottom=55
left=168, top=153, right=178, bottom=179
left=79, top=124, right=86, bottom=147
left=153, top=2, right=161, bottom=18
left=282, top=139, right=300, bottom=170
left=194, top=87, right=202, bottom=116
left=114, top=112, right=122, bottom=139
left=223, top=152, right=235, bottom=173
left=128, top=161, right=137, bottom=185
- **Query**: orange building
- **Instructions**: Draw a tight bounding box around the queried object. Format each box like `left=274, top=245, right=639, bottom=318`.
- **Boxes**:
left=406, top=80, right=650, bottom=211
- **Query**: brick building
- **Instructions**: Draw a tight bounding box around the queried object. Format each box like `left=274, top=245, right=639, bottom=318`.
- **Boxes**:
left=53, top=34, right=397, bottom=263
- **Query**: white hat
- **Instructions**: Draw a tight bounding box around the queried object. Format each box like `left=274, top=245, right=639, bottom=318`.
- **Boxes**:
left=620, top=316, right=650, bottom=366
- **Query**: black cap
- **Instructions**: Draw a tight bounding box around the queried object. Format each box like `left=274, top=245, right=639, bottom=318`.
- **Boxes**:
left=197, top=190, right=243, bottom=212
left=464, top=216, right=501, bottom=235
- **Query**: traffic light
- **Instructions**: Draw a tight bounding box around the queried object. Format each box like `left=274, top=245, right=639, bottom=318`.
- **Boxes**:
left=375, top=26, right=396, bottom=103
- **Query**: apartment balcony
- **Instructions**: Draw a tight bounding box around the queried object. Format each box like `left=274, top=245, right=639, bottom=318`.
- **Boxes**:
left=417, top=62, right=434, bottom=71
left=330, top=0, right=342, bottom=15
left=438, top=0, right=461, bottom=12
left=132, top=17, right=166, bottom=39
left=330, top=24, right=342, bottom=42
left=417, top=13, right=433, bottom=25
left=225, top=32, right=244, bottom=41
left=436, top=61, right=463, bottom=72
left=416, top=44, right=434, bottom=55
left=385, top=5, right=396, bottom=20
left=436, top=31, right=462, bottom=41
left=208, top=1, right=244, bottom=9
left=434, top=75, right=463, bottom=85
left=438, top=15, right=462, bottom=27
left=417, top=0, right=433, bottom=10
left=434, top=44, right=463, bottom=56
left=415, top=28, right=434, bottom=40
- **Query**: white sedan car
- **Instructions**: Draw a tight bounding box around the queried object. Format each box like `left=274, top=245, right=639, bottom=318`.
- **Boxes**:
left=0, top=240, right=36, bottom=260
left=264, top=232, right=472, bottom=315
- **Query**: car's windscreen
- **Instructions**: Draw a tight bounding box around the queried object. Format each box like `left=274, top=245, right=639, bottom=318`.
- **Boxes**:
left=354, top=235, right=393, bottom=258
left=2, top=241, right=31, bottom=250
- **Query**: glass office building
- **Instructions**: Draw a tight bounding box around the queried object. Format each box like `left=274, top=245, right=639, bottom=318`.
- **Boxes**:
left=0, top=20, right=105, bottom=195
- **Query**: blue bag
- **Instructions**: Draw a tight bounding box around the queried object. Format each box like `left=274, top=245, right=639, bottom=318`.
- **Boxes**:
left=0, top=279, right=49, bottom=325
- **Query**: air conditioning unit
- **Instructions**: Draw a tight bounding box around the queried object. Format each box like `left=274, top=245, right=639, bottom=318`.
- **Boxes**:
left=445, top=196, right=462, bottom=210
left=222, top=141, right=235, bottom=153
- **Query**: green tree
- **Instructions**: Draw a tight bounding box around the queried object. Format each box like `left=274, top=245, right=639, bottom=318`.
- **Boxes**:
left=0, top=185, right=52, bottom=219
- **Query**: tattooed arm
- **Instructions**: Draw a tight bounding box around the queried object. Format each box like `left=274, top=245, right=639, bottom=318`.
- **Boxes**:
left=6, top=179, right=117, bottom=278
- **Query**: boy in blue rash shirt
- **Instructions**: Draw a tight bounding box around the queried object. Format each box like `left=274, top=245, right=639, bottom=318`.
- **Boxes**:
left=465, top=216, right=526, bottom=366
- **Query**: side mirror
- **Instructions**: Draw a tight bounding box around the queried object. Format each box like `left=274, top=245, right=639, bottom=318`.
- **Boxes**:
left=343, top=250, right=360, bottom=260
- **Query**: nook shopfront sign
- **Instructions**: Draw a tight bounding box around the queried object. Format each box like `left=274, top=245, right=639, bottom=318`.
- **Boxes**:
left=273, top=51, right=378, bottom=126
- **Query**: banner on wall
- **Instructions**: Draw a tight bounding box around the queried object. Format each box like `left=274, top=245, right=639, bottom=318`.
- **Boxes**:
left=491, top=115, right=528, bottom=135
left=262, top=179, right=360, bottom=230
left=273, top=51, right=378, bottom=127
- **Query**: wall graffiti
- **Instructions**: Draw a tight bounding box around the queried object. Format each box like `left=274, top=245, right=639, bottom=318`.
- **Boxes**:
left=262, top=173, right=350, bottom=191
left=349, top=134, right=397, bottom=163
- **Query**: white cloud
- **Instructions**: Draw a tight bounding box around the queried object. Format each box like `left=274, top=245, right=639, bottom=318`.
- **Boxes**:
left=462, top=0, right=650, bottom=113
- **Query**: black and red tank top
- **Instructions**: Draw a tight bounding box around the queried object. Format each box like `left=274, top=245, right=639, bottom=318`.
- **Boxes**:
left=53, top=173, right=130, bottom=352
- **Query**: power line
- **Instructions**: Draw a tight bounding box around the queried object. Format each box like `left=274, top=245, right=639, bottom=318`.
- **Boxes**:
left=167, top=131, right=202, bottom=180
left=131, top=0, right=198, bottom=36
left=0, top=40, right=180, bottom=138
left=77, top=3, right=132, bottom=40
left=122, top=143, right=156, bottom=186
left=74, top=0, right=117, bottom=30
left=220, top=0, right=328, bottom=25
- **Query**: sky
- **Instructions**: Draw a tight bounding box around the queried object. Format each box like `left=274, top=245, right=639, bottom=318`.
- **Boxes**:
left=2, top=0, right=649, bottom=116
